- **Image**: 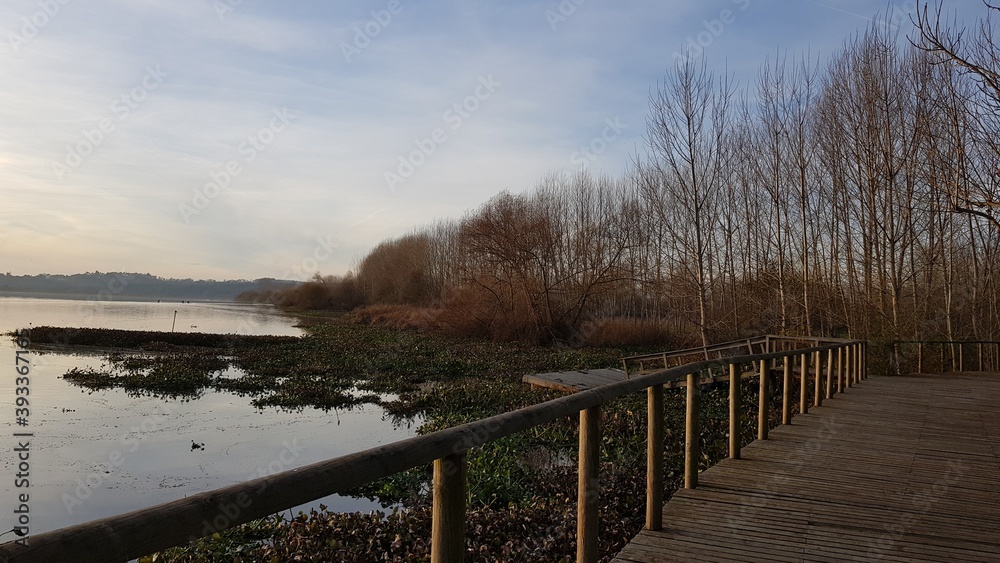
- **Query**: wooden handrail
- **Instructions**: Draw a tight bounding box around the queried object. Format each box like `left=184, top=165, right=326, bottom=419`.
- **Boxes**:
left=0, top=340, right=867, bottom=563
left=622, top=337, right=762, bottom=368
left=890, top=340, right=1000, bottom=374
left=622, top=334, right=858, bottom=376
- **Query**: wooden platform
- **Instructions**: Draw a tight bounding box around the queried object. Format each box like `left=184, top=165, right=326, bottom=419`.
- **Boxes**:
left=613, top=372, right=1000, bottom=562
left=523, top=369, right=628, bottom=392
left=524, top=368, right=762, bottom=393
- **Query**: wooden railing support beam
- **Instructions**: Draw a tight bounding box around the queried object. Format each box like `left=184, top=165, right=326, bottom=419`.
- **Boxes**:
left=813, top=350, right=822, bottom=407
left=800, top=353, right=809, bottom=414
left=685, top=373, right=700, bottom=489
left=837, top=347, right=843, bottom=393
left=729, top=363, right=741, bottom=459
left=846, top=345, right=854, bottom=387
left=577, top=406, right=601, bottom=563
left=858, top=343, right=864, bottom=381
left=431, top=452, right=467, bottom=563
left=645, top=385, right=663, bottom=531
left=863, top=342, right=868, bottom=379
left=825, top=349, right=833, bottom=400
left=758, top=359, right=769, bottom=440
left=781, top=356, right=791, bottom=425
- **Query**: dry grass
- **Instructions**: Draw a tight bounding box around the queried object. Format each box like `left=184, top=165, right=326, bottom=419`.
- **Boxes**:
left=578, top=317, right=680, bottom=348
left=348, top=304, right=440, bottom=332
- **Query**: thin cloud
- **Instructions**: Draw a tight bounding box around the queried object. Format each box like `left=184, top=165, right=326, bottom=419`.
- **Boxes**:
left=0, top=0, right=985, bottom=278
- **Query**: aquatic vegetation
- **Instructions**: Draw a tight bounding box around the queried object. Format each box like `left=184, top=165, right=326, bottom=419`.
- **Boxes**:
left=39, top=321, right=793, bottom=560
left=63, top=354, right=216, bottom=398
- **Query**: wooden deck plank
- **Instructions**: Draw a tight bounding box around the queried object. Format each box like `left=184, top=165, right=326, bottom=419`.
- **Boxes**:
left=612, top=373, right=1000, bottom=562
left=523, top=368, right=767, bottom=393
left=523, top=369, right=628, bottom=392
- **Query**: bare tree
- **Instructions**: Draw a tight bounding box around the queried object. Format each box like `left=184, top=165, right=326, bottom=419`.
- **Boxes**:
left=641, top=56, right=735, bottom=350
left=914, top=1, right=1000, bottom=231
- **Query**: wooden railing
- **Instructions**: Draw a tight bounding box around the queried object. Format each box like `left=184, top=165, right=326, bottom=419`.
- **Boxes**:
left=889, top=340, right=1000, bottom=374
left=0, top=340, right=868, bottom=563
left=622, top=334, right=855, bottom=376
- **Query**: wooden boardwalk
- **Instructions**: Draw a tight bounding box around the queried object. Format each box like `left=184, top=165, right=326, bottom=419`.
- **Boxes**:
left=523, top=369, right=752, bottom=393
left=613, top=372, right=1000, bottom=562
left=523, top=369, right=627, bottom=392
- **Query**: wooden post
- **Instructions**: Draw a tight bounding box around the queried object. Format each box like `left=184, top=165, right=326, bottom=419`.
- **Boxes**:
left=685, top=373, right=700, bottom=489
left=917, top=342, right=923, bottom=374
left=813, top=350, right=822, bottom=407
left=781, top=355, right=791, bottom=425
left=646, top=385, right=663, bottom=531
left=837, top=346, right=843, bottom=393
left=978, top=343, right=983, bottom=372
left=577, top=406, right=600, bottom=563
left=863, top=342, right=868, bottom=379
left=799, top=353, right=809, bottom=414
left=852, top=344, right=857, bottom=382
left=858, top=343, right=862, bottom=381
left=847, top=346, right=854, bottom=388
left=431, top=453, right=467, bottom=563
left=729, top=363, right=741, bottom=460
left=848, top=344, right=854, bottom=384
left=758, top=359, right=769, bottom=440
left=825, top=349, right=833, bottom=400
left=856, top=344, right=862, bottom=382
left=959, top=343, right=964, bottom=373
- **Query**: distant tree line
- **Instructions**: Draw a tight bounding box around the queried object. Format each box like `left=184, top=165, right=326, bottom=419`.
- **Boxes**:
left=272, top=3, right=1000, bottom=347
left=0, top=272, right=294, bottom=302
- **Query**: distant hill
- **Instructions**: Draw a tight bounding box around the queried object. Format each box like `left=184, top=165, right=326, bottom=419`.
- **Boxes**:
left=0, top=272, right=297, bottom=302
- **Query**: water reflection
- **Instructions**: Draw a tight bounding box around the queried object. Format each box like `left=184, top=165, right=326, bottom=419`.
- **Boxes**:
left=0, top=298, right=420, bottom=535
left=0, top=296, right=303, bottom=336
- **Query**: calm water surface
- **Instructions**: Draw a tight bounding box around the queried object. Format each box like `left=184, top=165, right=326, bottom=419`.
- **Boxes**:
left=0, top=297, right=419, bottom=536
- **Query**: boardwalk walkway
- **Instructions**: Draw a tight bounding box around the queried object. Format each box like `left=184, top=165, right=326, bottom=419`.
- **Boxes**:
left=613, top=373, right=1000, bottom=562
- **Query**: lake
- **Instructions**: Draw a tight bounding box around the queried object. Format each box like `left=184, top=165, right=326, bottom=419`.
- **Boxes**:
left=0, top=297, right=420, bottom=537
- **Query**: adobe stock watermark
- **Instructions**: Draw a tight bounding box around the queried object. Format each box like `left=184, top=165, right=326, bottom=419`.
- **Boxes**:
left=14, top=273, right=134, bottom=374
left=212, top=0, right=244, bottom=22
left=570, top=117, right=627, bottom=167
left=723, top=414, right=840, bottom=529
left=61, top=403, right=174, bottom=514
left=51, top=65, right=169, bottom=180
left=545, top=0, right=588, bottom=31
left=6, top=0, right=73, bottom=53
left=887, top=0, right=918, bottom=31
left=672, top=0, right=751, bottom=62
left=383, top=74, right=500, bottom=192
left=179, top=107, right=296, bottom=223
left=282, top=234, right=340, bottom=282
left=341, top=0, right=403, bottom=63
left=72, top=272, right=130, bottom=339
left=191, top=439, right=305, bottom=539
left=864, top=458, right=966, bottom=561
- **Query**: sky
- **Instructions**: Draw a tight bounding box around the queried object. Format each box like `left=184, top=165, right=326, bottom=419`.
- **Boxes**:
left=0, top=0, right=987, bottom=281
